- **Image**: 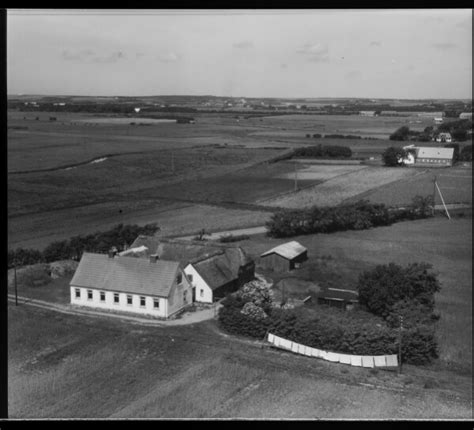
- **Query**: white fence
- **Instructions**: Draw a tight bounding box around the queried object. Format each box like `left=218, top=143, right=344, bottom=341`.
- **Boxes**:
left=267, top=332, right=398, bottom=368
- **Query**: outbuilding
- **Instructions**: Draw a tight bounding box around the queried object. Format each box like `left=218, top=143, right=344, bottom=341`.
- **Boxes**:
left=70, top=251, right=192, bottom=318
left=316, top=288, right=359, bottom=310
left=260, top=241, right=308, bottom=272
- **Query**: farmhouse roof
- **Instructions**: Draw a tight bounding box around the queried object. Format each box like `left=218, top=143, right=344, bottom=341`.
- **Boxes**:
left=130, top=236, right=252, bottom=267
left=260, top=241, right=307, bottom=260
left=70, top=252, right=180, bottom=298
left=417, top=147, right=454, bottom=160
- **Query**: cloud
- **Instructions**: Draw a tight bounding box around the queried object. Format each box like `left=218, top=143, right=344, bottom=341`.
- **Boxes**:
left=297, top=42, right=330, bottom=63
left=345, top=70, right=361, bottom=80
left=456, top=18, right=471, bottom=30
left=156, top=52, right=180, bottom=63
left=233, top=40, right=254, bottom=49
left=406, top=64, right=415, bottom=72
left=280, top=63, right=288, bottom=69
left=369, top=41, right=381, bottom=47
left=432, top=42, right=457, bottom=50
left=60, top=49, right=126, bottom=63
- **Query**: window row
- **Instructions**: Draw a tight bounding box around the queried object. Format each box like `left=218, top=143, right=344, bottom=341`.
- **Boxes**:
left=74, top=288, right=160, bottom=308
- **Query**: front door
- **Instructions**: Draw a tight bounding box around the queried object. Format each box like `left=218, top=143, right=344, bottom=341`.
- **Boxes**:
left=192, top=287, right=196, bottom=302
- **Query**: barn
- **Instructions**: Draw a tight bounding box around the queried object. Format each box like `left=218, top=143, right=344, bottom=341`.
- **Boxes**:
left=415, top=147, right=454, bottom=167
left=260, top=241, right=308, bottom=272
left=316, top=288, right=359, bottom=310
left=70, top=251, right=192, bottom=318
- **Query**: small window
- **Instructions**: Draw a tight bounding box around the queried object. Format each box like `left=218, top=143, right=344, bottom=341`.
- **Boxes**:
left=127, top=295, right=133, bottom=305
left=200, top=289, right=204, bottom=298
left=114, top=293, right=119, bottom=304
left=75, top=288, right=81, bottom=298
left=177, top=272, right=182, bottom=284
left=140, top=296, right=146, bottom=307
left=100, top=291, right=106, bottom=302
left=187, top=274, right=193, bottom=283
left=87, top=290, right=93, bottom=300
left=153, top=298, right=159, bottom=309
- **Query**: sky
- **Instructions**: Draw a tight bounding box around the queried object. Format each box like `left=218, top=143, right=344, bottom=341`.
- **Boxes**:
left=7, top=9, right=473, bottom=99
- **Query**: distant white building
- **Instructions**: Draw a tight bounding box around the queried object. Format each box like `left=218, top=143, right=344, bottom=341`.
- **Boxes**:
left=459, top=112, right=472, bottom=120
left=134, top=107, right=141, bottom=113
left=434, top=117, right=443, bottom=124
left=436, top=132, right=452, bottom=143
left=359, top=111, right=376, bottom=117
left=415, top=147, right=454, bottom=167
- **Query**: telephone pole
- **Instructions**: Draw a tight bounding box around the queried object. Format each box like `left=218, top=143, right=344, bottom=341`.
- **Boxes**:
left=294, top=161, right=298, bottom=192
left=398, top=315, right=403, bottom=375
left=432, top=175, right=437, bottom=216
left=14, top=264, right=18, bottom=306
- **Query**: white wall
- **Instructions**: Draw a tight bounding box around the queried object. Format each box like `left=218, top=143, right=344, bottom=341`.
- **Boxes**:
left=70, top=286, right=168, bottom=318
left=184, top=264, right=213, bottom=303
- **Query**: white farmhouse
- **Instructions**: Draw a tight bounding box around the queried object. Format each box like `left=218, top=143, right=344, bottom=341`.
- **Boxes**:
left=70, top=251, right=192, bottom=318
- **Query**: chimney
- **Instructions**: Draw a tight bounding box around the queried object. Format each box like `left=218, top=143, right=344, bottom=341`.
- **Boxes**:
left=149, top=254, right=159, bottom=263
left=108, top=247, right=118, bottom=258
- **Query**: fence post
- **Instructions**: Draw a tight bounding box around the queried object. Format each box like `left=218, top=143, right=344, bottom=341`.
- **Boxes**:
left=398, top=315, right=403, bottom=375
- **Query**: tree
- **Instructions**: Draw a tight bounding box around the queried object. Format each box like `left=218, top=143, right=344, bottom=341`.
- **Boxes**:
left=459, top=144, right=472, bottom=161
left=451, top=129, right=467, bottom=142
left=382, top=146, right=407, bottom=166
left=389, top=126, right=410, bottom=141
left=357, top=262, right=441, bottom=318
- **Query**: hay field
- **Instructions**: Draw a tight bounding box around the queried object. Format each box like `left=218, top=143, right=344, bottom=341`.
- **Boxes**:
left=262, top=166, right=419, bottom=208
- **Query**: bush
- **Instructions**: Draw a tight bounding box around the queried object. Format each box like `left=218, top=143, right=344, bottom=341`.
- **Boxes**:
left=219, top=234, right=250, bottom=243
left=459, top=144, right=472, bottom=161
left=389, top=126, right=410, bottom=141
left=357, top=262, right=441, bottom=318
left=292, top=145, right=352, bottom=159
left=8, top=248, right=44, bottom=269
left=382, top=146, right=407, bottom=166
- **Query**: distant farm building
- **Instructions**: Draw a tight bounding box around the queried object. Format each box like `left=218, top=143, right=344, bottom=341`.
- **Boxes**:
left=417, top=111, right=445, bottom=118
left=260, top=241, right=308, bottom=272
left=134, top=107, right=141, bottom=113
left=317, top=288, right=359, bottom=310
left=359, top=111, right=376, bottom=117
left=459, top=112, right=472, bottom=119
left=436, top=132, right=452, bottom=143
left=434, top=117, right=443, bottom=124
left=415, top=147, right=454, bottom=167
left=128, top=237, right=255, bottom=303
left=70, top=251, right=192, bottom=318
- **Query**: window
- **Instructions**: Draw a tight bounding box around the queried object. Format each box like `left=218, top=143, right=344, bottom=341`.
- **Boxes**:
left=140, top=296, right=146, bottom=307
left=87, top=290, right=93, bottom=300
left=114, top=293, right=119, bottom=304
left=153, top=298, right=159, bottom=309
left=127, top=295, right=132, bottom=306
left=177, top=272, right=182, bottom=284
left=200, top=289, right=204, bottom=298
left=187, top=274, right=193, bottom=283
left=100, top=291, right=106, bottom=302
left=75, top=288, right=81, bottom=298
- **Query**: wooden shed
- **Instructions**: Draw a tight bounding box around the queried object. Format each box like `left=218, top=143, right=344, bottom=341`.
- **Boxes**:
left=259, top=241, right=308, bottom=272
left=317, top=288, right=359, bottom=311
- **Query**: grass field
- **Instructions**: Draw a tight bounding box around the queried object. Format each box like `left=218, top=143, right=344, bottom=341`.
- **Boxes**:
left=262, top=166, right=419, bottom=208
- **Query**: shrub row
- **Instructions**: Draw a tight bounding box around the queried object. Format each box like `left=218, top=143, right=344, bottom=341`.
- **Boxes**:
left=8, top=223, right=160, bottom=268
left=218, top=296, right=438, bottom=364
left=266, top=198, right=433, bottom=238
left=293, top=144, right=352, bottom=159
left=219, top=234, right=250, bottom=243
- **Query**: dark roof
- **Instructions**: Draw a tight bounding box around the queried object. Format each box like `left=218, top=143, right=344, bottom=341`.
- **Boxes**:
left=130, top=236, right=252, bottom=267
left=317, top=288, right=359, bottom=302
left=70, top=252, right=180, bottom=297
left=190, top=247, right=251, bottom=290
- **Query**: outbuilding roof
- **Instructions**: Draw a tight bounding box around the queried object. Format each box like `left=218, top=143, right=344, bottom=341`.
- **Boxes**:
left=317, top=288, right=359, bottom=302
left=188, top=247, right=252, bottom=290
left=260, top=241, right=307, bottom=260
left=70, top=252, right=180, bottom=297
left=417, top=147, right=454, bottom=160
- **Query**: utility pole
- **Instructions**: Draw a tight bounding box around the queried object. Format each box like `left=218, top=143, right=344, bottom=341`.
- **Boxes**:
left=432, top=175, right=437, bottom=216
left=398, top=315, right=403, bottom=375
left=294, top=161, right=298, bottom=192
left=14, top=264, right=18, bottom=306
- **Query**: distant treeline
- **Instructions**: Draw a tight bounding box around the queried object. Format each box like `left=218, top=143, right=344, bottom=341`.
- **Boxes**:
left=8, top=223, right=160, bottom=268
left=266, top=197, right=434, bottom=238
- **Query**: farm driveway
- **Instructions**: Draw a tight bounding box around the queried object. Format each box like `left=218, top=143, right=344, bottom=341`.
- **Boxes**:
left=7, top=294, right=221, bottom=327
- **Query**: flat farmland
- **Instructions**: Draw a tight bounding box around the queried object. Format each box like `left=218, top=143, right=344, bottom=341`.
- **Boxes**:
left=349, top=166, right=473, bottom=206
left=262, top=166, right=419, bottom=208
left=244, top=114, right=437, bottom=139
